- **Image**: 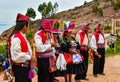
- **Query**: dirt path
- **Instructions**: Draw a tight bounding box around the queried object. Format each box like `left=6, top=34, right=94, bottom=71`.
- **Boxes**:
left=1, top=55, right=120, bottom=82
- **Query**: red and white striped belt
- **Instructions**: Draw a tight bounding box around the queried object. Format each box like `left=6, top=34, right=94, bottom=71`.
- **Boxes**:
left=97, top=44, right=105, bottom=48
left=80, top=45, right=89, bottom=51
left=37, top=49, right=54, bottom=58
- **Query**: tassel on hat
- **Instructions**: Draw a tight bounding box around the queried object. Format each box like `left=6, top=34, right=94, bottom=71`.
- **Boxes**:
left=51, top=20, right=61, bottom=33
left=64, top=21, right=75, bottom=31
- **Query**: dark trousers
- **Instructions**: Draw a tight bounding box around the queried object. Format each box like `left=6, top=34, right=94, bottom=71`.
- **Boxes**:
left=12, top=64, right=31, bottom=82
left=75, top=50, right=89, bottom=80
left=37, top=58, right=53, bottom=82
left=93, top=48, right=105, bottom=75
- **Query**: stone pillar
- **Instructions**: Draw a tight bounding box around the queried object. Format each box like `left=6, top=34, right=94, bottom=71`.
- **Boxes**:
left=112, top=18, right=114, bottom=34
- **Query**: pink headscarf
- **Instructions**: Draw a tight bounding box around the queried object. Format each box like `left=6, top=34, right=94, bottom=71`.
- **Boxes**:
left=81, top=23, right=90, bottom=31
left=41, top=19, right=54, bottom=32
left=96, top=24, right=102, bottom=31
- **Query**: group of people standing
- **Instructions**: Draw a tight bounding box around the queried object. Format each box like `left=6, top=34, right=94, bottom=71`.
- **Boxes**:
left=8, top=13, right=106, bottom=82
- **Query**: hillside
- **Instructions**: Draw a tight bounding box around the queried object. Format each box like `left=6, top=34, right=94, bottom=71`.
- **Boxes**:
left=0, top=0, right=120, bottom=42
left=0, top=19, right=41, bottom=42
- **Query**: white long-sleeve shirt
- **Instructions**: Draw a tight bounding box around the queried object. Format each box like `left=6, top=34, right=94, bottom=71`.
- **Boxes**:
left=34, top=31, right=51, bottom=53
left=90, top=34, right=107, bottom=52
left=10, top=32, right=32, bottom=63
left=76, top=31, right=89, bottom=46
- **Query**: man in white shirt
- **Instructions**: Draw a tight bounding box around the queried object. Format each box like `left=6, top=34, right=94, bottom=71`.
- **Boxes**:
left=9, top=13, right=34, bottom=82
left=90, top=24, right=106, bottom=77
left=34, top=19, right=56, bottom=82
left=75, top=23, right=90, bottom=81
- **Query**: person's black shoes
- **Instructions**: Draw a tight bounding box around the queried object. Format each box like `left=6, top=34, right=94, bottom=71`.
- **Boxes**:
left=75, top=80, right=80, bottom=82
left=94, top=75, right=97, bottom=78
left=93, top=73, right=105, bottom=78
left=81, top=78, right=89, bottom=81
left=99, top=73, right=105, bottom=75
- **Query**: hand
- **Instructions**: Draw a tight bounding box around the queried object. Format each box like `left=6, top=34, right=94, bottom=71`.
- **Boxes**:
left=31, top=56, right=35, bottom=62
left=95, top=52, right=101, bottom=58
left=54, top=56, right=57, bottom=62
left=51, top=43, right=57, bottom=47
left=95, top=52, right=98, bottom=55
left=73, top=51, right=78, bottom=54
left=75, top=61, right=79, bottom=64
left=70, top=50, right=78, bottom=54
left=98, top=54, right=102, bottom=58
left=80, top=61, right=83, bottom=63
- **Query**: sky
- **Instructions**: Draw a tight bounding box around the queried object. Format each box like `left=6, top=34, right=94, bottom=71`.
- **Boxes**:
left=0, top=0, right=92, bottom=34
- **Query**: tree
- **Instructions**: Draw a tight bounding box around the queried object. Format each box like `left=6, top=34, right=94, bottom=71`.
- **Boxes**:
left=26, top=8, right=36, bottom=19
left=53, top=2, right=59, bottom=14
left=84, top=1, right=87, bottom=5
left=38, top=1, right=59, bottom=18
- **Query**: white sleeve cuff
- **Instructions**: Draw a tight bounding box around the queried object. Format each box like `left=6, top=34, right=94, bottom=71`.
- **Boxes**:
left=48, top=44, right=51, bottom=49
left=25, top=55, right=31, bottom=61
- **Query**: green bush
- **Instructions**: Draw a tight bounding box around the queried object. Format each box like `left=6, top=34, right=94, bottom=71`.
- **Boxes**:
left=98, top=8, right=103, bottom=16
left=92, top=4, right=98, bottom=13
left=114, top=0, right=120, bottom=10
left=0, top=45, right=7, bottom=56
left=104, top=25, right=112, bottom=33
left=92, top=5, right=103, bottom=16
left=115, top=37, right=120, bottom=54
left=114, top=3, right=120, bottom=10
left=106, top=44, right=115, bottom=57
left=26, top=28, right=34, bottom=45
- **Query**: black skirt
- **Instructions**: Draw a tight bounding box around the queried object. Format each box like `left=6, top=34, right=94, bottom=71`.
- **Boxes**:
left=66, top=61, right=87, bottom=75
left=54, top=57, right=87, bottom=77
left=53, top=70, right=67, bottom=77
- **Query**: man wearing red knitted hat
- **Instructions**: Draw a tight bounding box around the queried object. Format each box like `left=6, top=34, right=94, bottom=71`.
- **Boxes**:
left=75, top=23, right=90, bottom=81
left=90, top=24, right=106, bottom=78
left=9, top=13, right=35, bottom=82
left=34, top=19, right=56, bottom=82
